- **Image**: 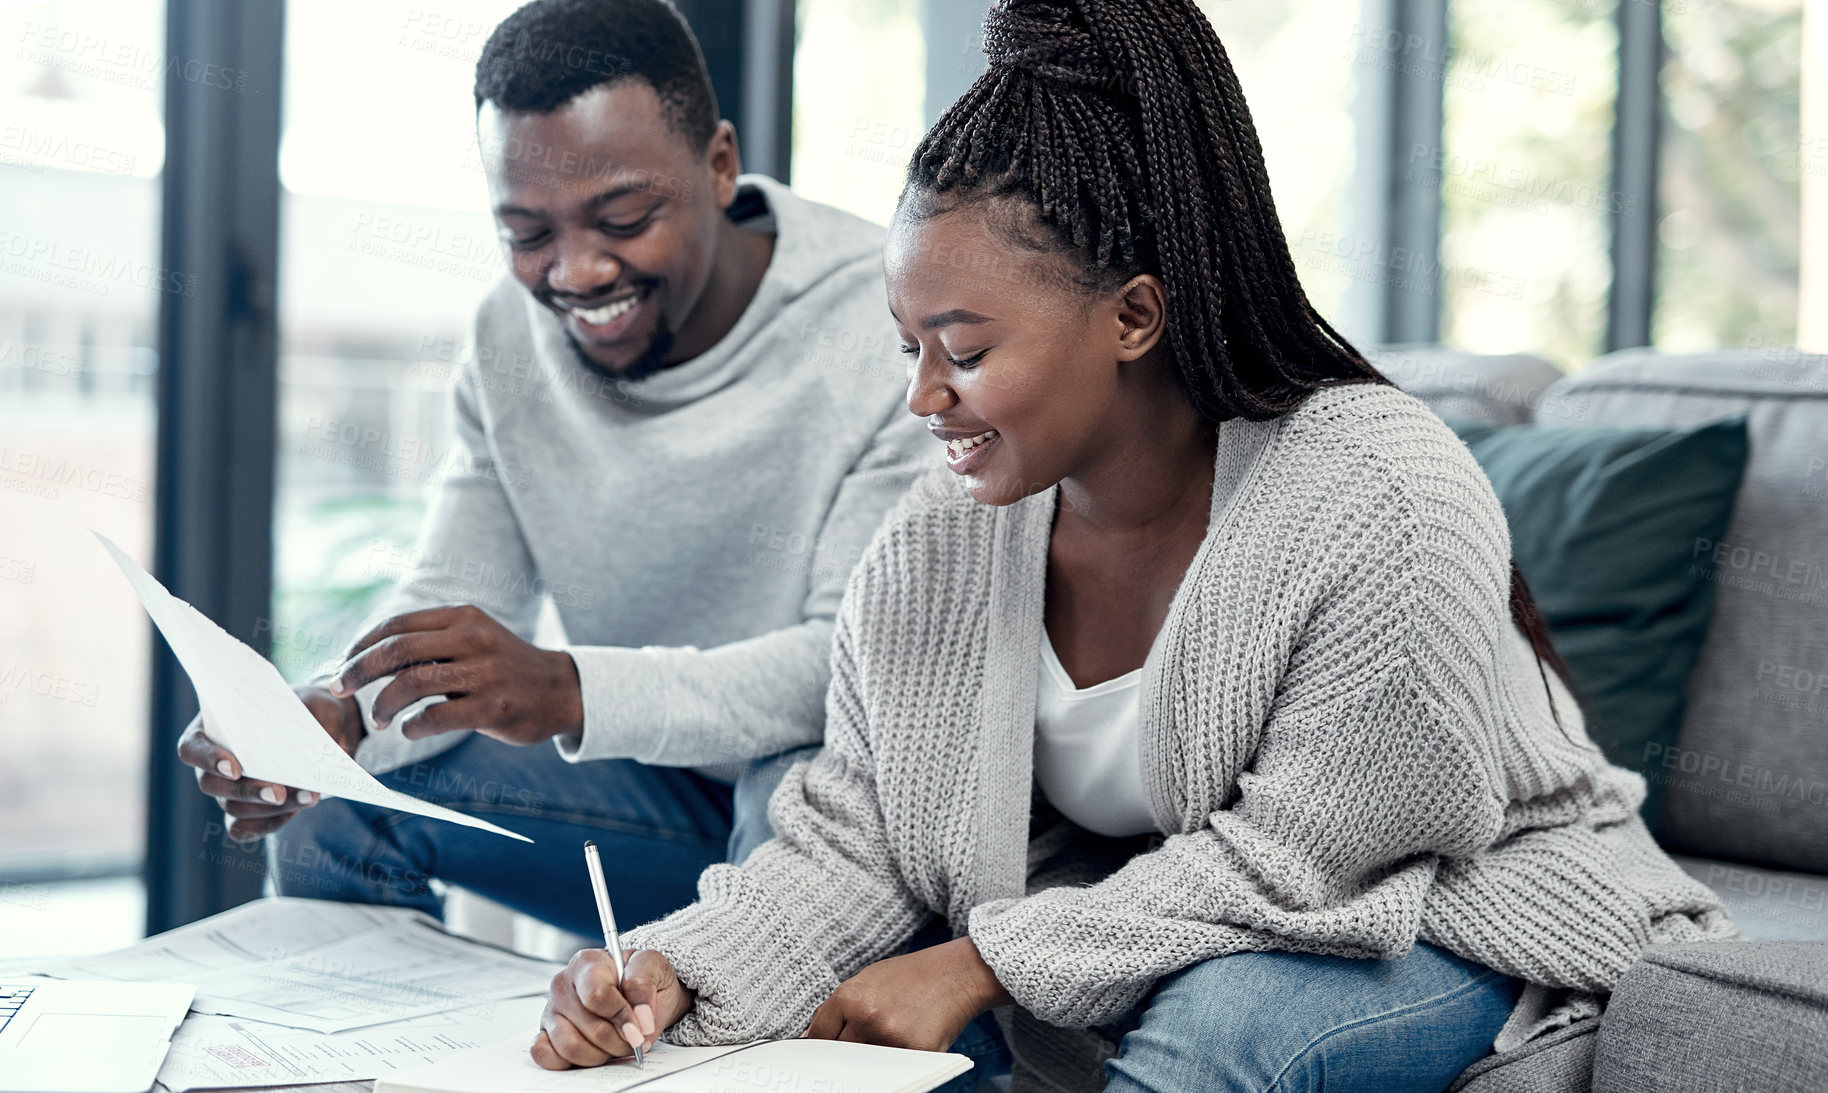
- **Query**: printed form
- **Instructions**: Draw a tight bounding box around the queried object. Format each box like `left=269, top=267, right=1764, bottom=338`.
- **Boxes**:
left=33, top=898, right=561, bottom=1033
left=156, top=996, right=547, bottom=1091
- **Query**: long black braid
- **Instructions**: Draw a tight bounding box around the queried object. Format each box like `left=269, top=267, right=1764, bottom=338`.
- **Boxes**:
left=903, top=0, right=1581, bottom=720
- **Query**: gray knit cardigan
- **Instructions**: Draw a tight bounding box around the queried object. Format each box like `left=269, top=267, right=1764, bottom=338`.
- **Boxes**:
left=625, top=383, right=1735, bottom=1077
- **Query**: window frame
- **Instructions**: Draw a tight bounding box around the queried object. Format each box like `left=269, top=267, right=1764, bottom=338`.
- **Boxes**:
left=145, top=0, right=286, bottom=934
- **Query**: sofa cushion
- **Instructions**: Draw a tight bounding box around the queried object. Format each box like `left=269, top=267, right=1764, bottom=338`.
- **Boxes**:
left=1372, top=346, right=1564, bottom=425
left=1591, top=941, right=1828, bottom=1092
left=1671, top=855, right=1828, bottom=942
left=1446, top=1018, right=1597, bottom=1093
left=1447, top=417, right=1750, bottom=821
left=1539, top=350, right=1828, bottom=874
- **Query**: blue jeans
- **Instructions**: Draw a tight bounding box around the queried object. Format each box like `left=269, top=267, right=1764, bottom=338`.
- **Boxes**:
left=938, top=941, right=1519, bottom=1093
left=266, top=734, right=814, bottom=938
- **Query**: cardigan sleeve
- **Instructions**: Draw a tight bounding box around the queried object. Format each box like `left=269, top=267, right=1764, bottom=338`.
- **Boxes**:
left=620, top=590, right=931, bottom=1044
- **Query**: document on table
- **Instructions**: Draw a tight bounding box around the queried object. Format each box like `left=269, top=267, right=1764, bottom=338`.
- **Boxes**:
left=33, top=898, right=563, bottom=1034
left=156, top=996, right=547, bottom=1092
left=375, top=1035, right=973, bottom=1093
left=93, top=532, right=529, bottom=843
left=380, top=1037, right=756, bottom=1093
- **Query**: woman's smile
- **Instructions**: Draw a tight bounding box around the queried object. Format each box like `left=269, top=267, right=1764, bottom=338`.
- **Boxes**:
left=932, top=426, right=1002, bottom=472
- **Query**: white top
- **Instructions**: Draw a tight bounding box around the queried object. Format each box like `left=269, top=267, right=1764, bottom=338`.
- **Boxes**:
left=1033, top=626, right=1160, bottom=838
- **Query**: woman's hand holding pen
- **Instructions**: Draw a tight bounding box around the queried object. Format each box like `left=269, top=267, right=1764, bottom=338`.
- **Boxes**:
left=802, top=937, right=1013, bottom=1053
left=533, top=949, right=693, bottom=1070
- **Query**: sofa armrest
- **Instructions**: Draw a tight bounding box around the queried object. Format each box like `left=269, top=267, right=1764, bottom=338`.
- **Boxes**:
left=1447, top=1018, right=1597, bottom=1093
left=1591, top=941, right=1828, bottom=1092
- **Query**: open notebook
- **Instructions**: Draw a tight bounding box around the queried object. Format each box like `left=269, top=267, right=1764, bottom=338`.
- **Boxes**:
left=374, top=1035, right=972, bottom=1093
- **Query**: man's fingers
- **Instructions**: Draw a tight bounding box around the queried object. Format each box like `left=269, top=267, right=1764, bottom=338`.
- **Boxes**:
left=333, top=630, right=459, bottom=701
left=335, top=606, right=479, bottom=685
left=397, top=697, right=484, bottom=740
left=299, top=687, right=364, bottom=755
left=217, top=796, right=307, bottom=821
left=177, top=722, right=240, bottom=780
left=371, top=663, right=475, bottom=728
left=197, top=772, right=316, bottom=806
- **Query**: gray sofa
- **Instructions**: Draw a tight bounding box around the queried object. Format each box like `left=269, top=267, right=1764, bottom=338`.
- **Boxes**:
left=1374, top=346, right=1828, bottom=1091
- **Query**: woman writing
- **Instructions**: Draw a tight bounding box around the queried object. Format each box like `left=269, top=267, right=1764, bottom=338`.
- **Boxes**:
left=533, top=1, right=1733, bottom=1089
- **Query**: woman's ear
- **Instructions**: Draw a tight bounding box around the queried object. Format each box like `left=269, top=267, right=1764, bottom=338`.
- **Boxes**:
left=1114, top=274, right=1169, bottom=361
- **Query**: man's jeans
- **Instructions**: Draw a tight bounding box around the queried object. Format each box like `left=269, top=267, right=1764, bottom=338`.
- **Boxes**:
left=266, top=733, right=814, bottom=939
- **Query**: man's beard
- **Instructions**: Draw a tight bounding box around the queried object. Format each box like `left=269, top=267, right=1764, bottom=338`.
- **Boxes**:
left=563, top=318, right=678, bottom=384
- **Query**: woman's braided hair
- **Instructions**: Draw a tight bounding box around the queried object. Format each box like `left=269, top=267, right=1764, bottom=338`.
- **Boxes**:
left=903, top=0, right=1584, bottom=723
left=902, top=0, right=1387, bottom=423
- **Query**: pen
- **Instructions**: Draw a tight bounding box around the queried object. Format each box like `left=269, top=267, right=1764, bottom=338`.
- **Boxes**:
left=583, top=840, right=644, bottom=1069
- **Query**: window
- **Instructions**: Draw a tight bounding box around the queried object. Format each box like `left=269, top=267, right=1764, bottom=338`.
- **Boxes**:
left=1655, top=0, right=1806, bottom=352
left=789, top=0, right=1366, bottom=322
left=791, top=0, right=926, bottom=227
left=0, top=0, right=166, bottom=926
left=1201, top=0, right=1364, bottom=333
left=271, top=1, right=527, bottom=683
left=1440, top=0, right=1620, bottom=368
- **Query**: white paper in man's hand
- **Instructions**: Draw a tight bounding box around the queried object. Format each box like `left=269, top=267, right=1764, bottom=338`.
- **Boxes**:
left=94, top=532, right=531, bottom=842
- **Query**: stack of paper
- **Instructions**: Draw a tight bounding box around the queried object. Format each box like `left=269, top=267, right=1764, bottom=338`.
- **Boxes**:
left=36, top=899, right=560, bottom=1034
left=156, top=1001, right=547, bottom=1092
left=28, top=899, right=565, bottom=1091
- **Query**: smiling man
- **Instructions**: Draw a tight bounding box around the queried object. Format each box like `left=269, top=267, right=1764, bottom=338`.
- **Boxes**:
left=174, top=0, right=929, bottom=935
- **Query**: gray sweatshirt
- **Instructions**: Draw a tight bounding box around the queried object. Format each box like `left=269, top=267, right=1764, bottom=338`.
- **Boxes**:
left=624, top=384, right=1735, bottom=1087
left=352, top=175, right=928, bottom=778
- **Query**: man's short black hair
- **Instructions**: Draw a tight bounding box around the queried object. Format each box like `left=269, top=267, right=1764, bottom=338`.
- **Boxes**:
left=474, top=0, right=718, bottom=151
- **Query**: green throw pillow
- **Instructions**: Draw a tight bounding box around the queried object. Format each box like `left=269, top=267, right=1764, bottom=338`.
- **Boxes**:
left=1446, top=416, right=1750, bottom=825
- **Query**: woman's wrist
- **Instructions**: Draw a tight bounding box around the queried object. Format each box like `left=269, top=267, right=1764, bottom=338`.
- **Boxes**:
left=947, top=936, right=1014, bottom=1014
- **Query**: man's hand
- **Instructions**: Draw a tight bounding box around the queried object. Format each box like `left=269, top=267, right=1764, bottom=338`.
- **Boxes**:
left=176, top=684, right=361, bottom=842
left=330, top=604, right=582, bottom=746
left=532, top=949, right=694, bottom=1070
left=803, top=937, right=1012, bottom=1052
